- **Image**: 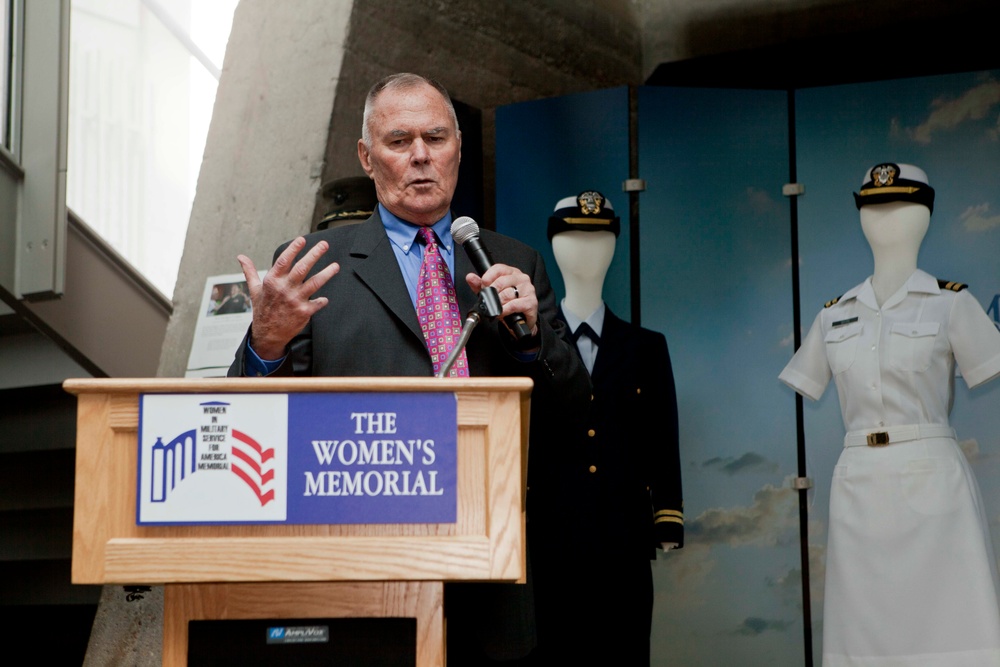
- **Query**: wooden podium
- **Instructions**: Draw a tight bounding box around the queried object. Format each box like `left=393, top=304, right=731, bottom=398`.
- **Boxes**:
left=65, top=377, right=533, bottom=667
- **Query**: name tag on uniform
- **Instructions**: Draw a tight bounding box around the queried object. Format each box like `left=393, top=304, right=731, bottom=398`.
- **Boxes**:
left=832, top=317, right=858, bottom=327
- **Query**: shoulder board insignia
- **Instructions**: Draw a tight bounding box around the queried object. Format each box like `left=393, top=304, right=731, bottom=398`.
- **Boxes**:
left=938, top=280, right=968, bottom=292
left=824, top=295, right=842, bottom=308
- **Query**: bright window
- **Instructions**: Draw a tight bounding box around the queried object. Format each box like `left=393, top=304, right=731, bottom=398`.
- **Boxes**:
left=66, top=0, right=238, bottom=298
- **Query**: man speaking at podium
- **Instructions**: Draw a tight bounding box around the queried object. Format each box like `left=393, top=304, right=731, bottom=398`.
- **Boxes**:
left=228, top=73, right=588, bottom=663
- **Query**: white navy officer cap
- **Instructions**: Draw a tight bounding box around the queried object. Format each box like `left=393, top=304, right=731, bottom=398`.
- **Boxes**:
left=853, top=162, right=935, bottom=214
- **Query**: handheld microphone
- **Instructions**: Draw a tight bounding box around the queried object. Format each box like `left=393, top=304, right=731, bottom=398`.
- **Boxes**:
left=451, top=216, right=533, bottom=340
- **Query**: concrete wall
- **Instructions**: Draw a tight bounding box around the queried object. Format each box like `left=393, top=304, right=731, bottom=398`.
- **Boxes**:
left=316, top=0, right=642, bottom=231
left=156, top=0, right=354, bottom=378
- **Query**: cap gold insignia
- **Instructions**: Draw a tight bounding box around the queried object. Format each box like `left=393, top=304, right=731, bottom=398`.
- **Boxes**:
left=578, top=191, right=604, bottom=215
left=870, top=164, right=897, bottom=188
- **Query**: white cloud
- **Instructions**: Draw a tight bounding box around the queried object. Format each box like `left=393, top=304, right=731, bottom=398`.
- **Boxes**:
left=703, top=452, right=781, bottom=476
left=905, top=79, right=1000, bottom=144
left=688, top=478, right=799, bottom=547
left=766, top=527, right=827, bottom=612
left=653, top=542, right=716, bottom=608
left=960, top=203, right=1000, bottom=232
left=744, top=186, right=782, bottom=217
left=733, top=616, right=793, bottom=636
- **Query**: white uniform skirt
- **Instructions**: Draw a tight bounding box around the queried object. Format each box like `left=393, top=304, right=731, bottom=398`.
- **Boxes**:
left=823, top=432, right=1000, bottom=667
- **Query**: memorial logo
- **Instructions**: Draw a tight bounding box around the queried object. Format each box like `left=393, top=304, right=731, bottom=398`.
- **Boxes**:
left=138, top=394, right=289, bottom=524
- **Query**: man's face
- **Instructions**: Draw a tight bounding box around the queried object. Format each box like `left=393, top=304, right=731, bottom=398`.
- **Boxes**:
left=358, top=83, right=461, bottom=226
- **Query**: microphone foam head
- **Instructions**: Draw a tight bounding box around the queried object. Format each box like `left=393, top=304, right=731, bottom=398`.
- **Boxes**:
left=451, top=216, right=479, bottom=245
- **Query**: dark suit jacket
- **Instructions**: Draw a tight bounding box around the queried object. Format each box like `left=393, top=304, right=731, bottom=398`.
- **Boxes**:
left=530, top=306, right=683, bottom=560
left=229, top=211, right=588, bottom=410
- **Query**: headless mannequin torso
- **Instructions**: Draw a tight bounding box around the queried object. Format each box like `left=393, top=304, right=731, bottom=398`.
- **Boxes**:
left=551, top=230, right=615, bottom=321
left=860, top=201, right=930, bottom=307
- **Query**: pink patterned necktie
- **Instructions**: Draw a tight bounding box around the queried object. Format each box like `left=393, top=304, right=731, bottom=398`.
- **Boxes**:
left=416, top=227, right=469, bottom=377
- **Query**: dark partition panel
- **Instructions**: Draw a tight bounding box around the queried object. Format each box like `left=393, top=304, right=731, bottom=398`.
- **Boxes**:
left=495, top=87, right=631, bottom=314
left=637, top=86, right=802, bottom=666
left=496, top=84, right=803, bottom=666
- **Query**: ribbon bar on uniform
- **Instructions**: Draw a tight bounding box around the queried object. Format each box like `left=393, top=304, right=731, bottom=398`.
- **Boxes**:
left=844, top=424, right=956, bottom=448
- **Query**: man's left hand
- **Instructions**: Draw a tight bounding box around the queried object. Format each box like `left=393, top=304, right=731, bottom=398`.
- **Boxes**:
left=465, top=263, right=538, bottom=337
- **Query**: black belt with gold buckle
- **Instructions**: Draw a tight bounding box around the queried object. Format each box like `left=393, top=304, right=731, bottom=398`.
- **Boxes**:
left=866, top=432, right=890, bottom=447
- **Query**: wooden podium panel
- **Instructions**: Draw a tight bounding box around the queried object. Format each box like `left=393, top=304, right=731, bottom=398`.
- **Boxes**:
left=164, top=581, right=443, bottom=667
left=65, top=377, right=532, bottom=666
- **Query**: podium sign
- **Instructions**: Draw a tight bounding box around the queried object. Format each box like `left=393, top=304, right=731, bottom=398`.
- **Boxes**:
left=138, top=392, right=457, bottom=525
left=67, top=377, right=530, bottom=667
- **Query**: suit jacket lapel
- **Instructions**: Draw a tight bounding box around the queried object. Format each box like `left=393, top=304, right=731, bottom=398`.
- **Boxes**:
left=351, top=212, right=425, bottom=343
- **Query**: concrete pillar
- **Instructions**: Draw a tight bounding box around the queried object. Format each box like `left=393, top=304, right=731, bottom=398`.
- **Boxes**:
left=156, top=0, right=353, bottom=379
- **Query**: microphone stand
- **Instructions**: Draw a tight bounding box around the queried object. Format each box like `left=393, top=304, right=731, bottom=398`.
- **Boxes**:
left=437, top=310, right=482, bottom=378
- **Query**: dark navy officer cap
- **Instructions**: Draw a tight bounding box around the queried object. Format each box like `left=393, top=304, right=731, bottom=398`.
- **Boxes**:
left=547, top=190, right=621, bottom=241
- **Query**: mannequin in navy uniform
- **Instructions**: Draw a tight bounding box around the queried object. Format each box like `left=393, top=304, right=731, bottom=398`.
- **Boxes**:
left=525, top=191, right=684, bottom=666
left=780, top=163, right=1000, bottom=666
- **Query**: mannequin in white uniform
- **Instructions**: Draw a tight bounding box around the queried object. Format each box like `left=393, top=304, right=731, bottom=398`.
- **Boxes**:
left=526, top=191, right=683, bottom=666
left=780, top=163, right=1000, bottom=667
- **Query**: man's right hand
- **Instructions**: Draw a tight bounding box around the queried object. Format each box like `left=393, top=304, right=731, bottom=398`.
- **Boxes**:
left=237, top=237, right=340, bottom=360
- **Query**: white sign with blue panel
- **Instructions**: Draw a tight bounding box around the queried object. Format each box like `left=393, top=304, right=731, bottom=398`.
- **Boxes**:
left=137, top=392, right=458, bottom=525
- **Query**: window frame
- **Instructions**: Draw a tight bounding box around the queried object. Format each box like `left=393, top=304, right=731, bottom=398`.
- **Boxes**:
left=0, top=0, right=69, bottom=301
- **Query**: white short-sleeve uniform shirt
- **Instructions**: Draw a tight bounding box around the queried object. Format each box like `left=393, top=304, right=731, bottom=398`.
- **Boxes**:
left=780, top=269, right=1000, bottom=666
left=780, top=269, right=1000, bottom=431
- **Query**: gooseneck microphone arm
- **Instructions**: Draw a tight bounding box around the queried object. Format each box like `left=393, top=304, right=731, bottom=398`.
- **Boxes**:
left=437, top=310, right=481, bottom=378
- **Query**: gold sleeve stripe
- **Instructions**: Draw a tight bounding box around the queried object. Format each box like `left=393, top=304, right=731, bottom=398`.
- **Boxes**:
left=654, top=509, right=684, bottom=525
left=655, top=515, right=684, bottom=525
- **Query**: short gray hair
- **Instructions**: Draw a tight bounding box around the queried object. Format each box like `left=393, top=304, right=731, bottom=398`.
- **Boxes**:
left=361, top=73, right=460, bottom=148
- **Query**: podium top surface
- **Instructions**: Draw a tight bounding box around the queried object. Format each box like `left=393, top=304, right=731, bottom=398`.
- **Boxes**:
left=63, top=376, right=535, bottom=395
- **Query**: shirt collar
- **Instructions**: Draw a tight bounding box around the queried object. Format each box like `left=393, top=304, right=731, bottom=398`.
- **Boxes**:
left=560, top=300, right=606, bottom=338
left=853, top=268, right=939, bottom=310
left=906, top=269, right=941, bottom=294
left=379, top=203, right=454, bottom=256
